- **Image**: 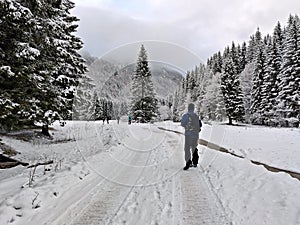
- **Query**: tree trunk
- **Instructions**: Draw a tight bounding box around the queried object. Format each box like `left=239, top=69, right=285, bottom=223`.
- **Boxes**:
left=42, top=124, right=50, bottom=136
left=228, top=116, right=232, bottom=125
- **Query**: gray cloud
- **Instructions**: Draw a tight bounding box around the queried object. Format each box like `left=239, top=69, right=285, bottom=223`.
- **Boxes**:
left=72, top=0, right=300, bottom=68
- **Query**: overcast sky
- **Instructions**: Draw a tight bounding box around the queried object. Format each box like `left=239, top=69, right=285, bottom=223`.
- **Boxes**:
left=72, top=0, right=300, bottom=69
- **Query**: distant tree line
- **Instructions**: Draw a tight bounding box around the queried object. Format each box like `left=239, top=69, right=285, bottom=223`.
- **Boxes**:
left=173, top=14, right=300, bottom=127
left=73, top=82, right=129, bottom=121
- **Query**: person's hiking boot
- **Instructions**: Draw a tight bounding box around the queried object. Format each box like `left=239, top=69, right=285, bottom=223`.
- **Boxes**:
left=183, top=160, right=192, bottom=170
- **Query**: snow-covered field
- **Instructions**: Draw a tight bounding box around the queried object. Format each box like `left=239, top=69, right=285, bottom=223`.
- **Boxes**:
left=0, top=120, right=299, bottom=225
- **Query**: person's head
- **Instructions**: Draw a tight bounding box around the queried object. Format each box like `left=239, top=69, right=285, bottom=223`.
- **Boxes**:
left=188, top=103, right=195, bottom=112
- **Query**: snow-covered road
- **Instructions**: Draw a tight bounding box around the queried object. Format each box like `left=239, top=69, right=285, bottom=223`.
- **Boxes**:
left=1, top=121, right=300, bottom=225
left=50, top=123, right=229, bottom=225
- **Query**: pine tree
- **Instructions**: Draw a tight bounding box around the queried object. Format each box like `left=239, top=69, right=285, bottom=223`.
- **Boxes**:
left=37, top=0, right=87, bottom=121
left=240, top=63, right=255, bottom=123
left=94, top=98, right=101, bottom=120
left=247, top=35, right=256, bottom=62
left=203, top=73, right=225, bottom=121
left=0, top=0, right=87, bottom=133
left=238, top=42, right=247, bottom=73
left=276, top=15, right=300, bottom=127
left=172, top=90, right=180, bottom=122
left=247, top=28, right=262, bottom=62
left=273, top=21, right=284, bottom=54
left=107, top=100, right=113, bottom=119
left=73, top=76, right=96, bottom=120
left=130, top=45, right=158, bottom=122
left=221, top=44, right=245, bottom=125
left=194, top=64, right=212, bottom=113
left=120, top=101, right=128, bottom=116
left=262, top=35, right=282, bottom=125
left=0, top=0, right=52, bottom=130
left=250, top=36, right=267, bottom=124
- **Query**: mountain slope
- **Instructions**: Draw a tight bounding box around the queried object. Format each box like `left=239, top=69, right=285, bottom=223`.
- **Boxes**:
left=85, top=59, right=184, bottom=101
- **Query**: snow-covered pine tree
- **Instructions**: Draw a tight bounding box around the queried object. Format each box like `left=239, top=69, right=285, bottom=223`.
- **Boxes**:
left=189, top=70, right=198, bottom=101
left=221, top=43, right=245, bottom=125
left=175, top=78, right=187, bottom=117
left=130, top=45, right=158, bottom=122
left=247, top=35, right=256, bottom=62
left=120, top=101, right=128, bottom=116
left=0, top=0, right=87, bottom=134
left=172, top=90, right=180, bottom=122
left=215, top=78, right=227, bottom=121
left=0, top=0, right=55, bottom=131
left=185, top=71, right=191, bottom=90
left=94, top=98, right=111, bottom=121
left=276, top=15, right=300, bottom=127
left=1, top=0, right=31, bottom=129
left=202, top=72, right=225, bottom=121
left=31, top=0, right=87, bottom=134
left=247, top=28, right=263, bottom=63
left=238, top=42, right=247, bottom=73
left=240, top=63, right=255, bottom=123
left=101, top=99, right=108, bottom=119
left=209, top=51, right=223, bottom=74
left=250, top=28, right=268, bottom=124
left=273, top=21, right=284, bottom=54
left=107, top=100, right=113, bottom=119
left=262, top=33, right=282, bottom=126
left=193, top=64, right=211, bottom=113
left=73, top=76, right=96, bottom=120
left=94, top=98, right=102, bottom=120
left=39, top=0, right=87, bottom=121
left=251, top=53, right=266, bottom=124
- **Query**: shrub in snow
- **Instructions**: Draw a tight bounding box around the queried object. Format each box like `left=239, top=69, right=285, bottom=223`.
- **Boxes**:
left=286, top=117, right=299, bottom=128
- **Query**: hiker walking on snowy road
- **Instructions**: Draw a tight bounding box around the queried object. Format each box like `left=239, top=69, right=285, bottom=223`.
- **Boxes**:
left=128, top=114, right=132, bottom=125
left=181, top=103, right=202, bottom=170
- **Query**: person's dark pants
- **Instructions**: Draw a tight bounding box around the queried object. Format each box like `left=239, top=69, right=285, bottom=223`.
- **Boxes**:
left=184, top=134, right=198, bottom=163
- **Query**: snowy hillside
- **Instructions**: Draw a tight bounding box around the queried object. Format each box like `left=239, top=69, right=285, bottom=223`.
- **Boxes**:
left=0, top=121, right=299, bottom=225
left=85, top=58, right=183, bottom=101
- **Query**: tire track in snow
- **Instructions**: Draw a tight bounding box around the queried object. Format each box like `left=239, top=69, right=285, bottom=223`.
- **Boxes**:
left=55, top=149, right=134, bottom=225
left=106, top=127, right=183, bottom=225
left=69, top=125, right=170, bottom=225
left=69, top=149, right=151, bottom=225
left=180, top=167, right=230, bottom=225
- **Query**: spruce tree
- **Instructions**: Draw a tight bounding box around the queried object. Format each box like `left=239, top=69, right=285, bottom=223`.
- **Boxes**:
left=203, top=73, right=225, bottom=121
left=94, top=98, right=101, bottom=120
left=32, top=0, right=87, bottom=121
left=250, top=37, right=267, bottom=124
left=172, top=90, right=180, bottom=122
left=0, top=0, right=51, bottom=130
left=273, top=21, right=284, bottom=54
left=130, top=45, right=158, bottom=122
left=238, top=42, right=247, bottom=73
left=73, top=76, right=96, bottom=120
left=276, top=15, right=300, bottom=126
left=250, top=29, right=266, bottom=124
left=240, top=63, right=255, bottom=123
left=221, top=44, right=245, bottom=125
left=0, top=0, right=87, bottom=134
left=262, top=36, right=282, bottom=125
left=247, top=28, right=262, bottom=62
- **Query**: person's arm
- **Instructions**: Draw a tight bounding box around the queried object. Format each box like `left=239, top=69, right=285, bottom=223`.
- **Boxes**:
left=181, top=114, right=188, bottom=127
